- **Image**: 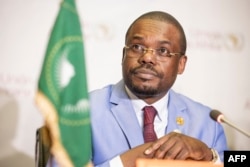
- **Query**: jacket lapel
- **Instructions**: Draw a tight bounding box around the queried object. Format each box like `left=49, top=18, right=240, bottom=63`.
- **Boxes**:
left=166, top=90, right=189, bottom=134
left=110, top=81, right=144, bottom=148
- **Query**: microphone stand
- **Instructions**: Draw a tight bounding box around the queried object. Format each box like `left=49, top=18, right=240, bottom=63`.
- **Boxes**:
left=221, top=117, right=250, bottom=138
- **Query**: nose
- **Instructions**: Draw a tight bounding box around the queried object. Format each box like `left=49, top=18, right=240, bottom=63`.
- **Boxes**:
left=139, top=48, right=157, bottom=64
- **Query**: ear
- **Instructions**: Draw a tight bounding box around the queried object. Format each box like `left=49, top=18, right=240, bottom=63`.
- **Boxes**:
left=177, top=55, right=187, bottom=74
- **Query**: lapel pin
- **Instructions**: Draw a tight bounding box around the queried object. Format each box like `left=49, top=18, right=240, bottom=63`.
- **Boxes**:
left=176, top=116, right=184, bottom=126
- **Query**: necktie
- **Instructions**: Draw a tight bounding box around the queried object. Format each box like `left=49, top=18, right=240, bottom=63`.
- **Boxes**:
left=143, top=106, right=157, bottom=143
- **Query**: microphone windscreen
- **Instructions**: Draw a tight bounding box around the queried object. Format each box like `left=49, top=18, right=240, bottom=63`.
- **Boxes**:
left=210, top=110, right=223, bottom=122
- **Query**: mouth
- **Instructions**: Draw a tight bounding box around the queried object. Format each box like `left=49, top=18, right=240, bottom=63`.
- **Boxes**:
left=133, top=68, right=158, bottom=80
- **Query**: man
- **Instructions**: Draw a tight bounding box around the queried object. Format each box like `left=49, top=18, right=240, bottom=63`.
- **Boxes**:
left=90, top=11, right=227, bottom=167
left=49, top=11, right=227, bottom=167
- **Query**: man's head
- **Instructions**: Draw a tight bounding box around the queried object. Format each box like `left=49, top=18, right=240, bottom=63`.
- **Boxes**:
left=122, top=11, right=187, bottom=104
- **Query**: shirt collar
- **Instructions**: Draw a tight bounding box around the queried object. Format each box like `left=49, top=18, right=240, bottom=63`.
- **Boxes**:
left=125, top=86, right=169, bottom=121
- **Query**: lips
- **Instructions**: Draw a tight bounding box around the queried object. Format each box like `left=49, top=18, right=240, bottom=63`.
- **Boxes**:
left=133, top=68, right=158, bottom=80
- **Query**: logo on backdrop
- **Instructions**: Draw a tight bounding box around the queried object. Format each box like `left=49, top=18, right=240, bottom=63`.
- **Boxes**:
left=83, top=21, right=115, bottom=41
left=0, top=72, right=33, bottom=97
left=188, top=29, right=244, bottom=52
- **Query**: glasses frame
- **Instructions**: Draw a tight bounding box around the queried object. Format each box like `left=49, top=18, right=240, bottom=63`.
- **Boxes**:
left=124, top=44, right=183, bottom=59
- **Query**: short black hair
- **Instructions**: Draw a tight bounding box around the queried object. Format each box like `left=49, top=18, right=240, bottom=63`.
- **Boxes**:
left=125, top=11, right=187, bottom=54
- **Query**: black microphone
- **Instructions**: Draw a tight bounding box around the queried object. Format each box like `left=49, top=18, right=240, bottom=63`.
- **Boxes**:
left=210, top=109, right=250, bottom=138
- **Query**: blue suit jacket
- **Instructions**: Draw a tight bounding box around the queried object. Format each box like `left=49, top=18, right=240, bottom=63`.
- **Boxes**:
left=90, top=80, right=227, bottom=166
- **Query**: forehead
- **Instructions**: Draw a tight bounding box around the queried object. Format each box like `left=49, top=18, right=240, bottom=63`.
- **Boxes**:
left=126, top=19, right=180, bottom=45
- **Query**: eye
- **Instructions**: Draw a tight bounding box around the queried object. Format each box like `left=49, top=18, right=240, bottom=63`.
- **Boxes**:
left=157, top=47, right=170, bottom=56
left=131, top=44, right=144, bottom=52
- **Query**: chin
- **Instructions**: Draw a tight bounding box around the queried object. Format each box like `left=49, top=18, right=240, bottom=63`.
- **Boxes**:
left=130, top=84, right=158, bottom=96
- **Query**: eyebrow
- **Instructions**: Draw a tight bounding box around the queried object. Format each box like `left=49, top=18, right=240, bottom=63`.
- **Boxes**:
left=129, top=34, right=172, bottom=46
left=130, top=34, right=144, bottom=41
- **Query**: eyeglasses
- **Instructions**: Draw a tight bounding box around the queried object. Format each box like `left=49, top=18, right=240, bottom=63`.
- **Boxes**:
left=124, top=44, right=183, bottom=61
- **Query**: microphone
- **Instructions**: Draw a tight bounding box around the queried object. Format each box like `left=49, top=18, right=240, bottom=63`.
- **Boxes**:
left=210, top=109, right=250, bottom=138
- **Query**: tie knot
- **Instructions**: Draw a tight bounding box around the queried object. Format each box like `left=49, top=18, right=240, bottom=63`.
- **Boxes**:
left=143, top=106, right=157, bottom=125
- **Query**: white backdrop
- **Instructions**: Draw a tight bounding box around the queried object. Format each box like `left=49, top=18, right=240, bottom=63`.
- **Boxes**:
left=1, top=0, right=250, bottom=166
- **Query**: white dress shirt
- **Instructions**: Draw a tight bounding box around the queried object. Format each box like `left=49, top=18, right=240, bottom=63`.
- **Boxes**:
left=125, top=86, right=169, bottom=138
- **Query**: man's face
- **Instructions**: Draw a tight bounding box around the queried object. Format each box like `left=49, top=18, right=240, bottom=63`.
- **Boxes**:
left=122, top=19, right=187, bottom=102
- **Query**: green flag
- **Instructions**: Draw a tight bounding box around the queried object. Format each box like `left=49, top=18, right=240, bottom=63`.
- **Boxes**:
left=36, top=0, right=92, bottom=166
